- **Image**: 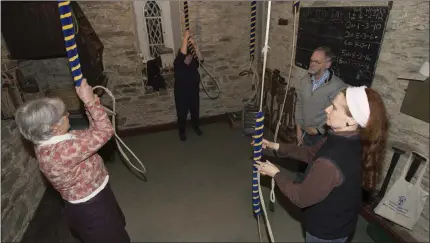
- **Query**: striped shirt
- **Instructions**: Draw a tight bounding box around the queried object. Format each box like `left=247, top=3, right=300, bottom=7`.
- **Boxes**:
left=311, top=70, right=330, bottom=91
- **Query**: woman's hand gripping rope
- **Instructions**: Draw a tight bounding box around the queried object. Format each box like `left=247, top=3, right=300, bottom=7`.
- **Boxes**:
left=255, top=160, right=280, bottom=178
left=252, top=138, right=279, bottom=212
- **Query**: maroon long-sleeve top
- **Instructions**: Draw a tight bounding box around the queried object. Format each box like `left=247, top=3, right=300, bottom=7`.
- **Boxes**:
left=273, top=133, right=357, bottom=208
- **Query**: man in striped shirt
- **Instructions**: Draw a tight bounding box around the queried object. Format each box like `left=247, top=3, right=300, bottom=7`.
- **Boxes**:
left=294, top=46, right=347, bottom=182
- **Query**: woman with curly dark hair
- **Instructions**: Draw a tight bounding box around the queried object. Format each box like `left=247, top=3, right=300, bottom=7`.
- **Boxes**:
left=256, top=86, right=389, bottom=243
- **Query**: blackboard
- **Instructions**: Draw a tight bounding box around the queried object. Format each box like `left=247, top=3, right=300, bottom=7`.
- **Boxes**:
left=295, top=6, right=391, bottom=87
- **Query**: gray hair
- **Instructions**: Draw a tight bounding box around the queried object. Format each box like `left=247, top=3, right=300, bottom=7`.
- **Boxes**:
left=14, top=97, right=66, bottom=143
left=314, top=46, right=334, bottom=63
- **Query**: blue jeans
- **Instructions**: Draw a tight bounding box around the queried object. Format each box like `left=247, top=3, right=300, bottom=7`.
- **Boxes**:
left=306, top=232, right=348, bottom=243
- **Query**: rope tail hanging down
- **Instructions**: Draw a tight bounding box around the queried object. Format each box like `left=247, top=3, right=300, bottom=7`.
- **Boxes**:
left=270, top=0, right=300, bottom=210
left=249, top=1, right=257, bottom=61
left=183, top=1, right=220, bottom=100
left=57, top=1, right=147, bottom=176
left=239, top=1, right=260, bottom=105
left=252, top=2, right=274, bottom=242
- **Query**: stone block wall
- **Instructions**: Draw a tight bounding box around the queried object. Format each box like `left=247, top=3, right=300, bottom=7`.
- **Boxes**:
left=17, top=58, right=75, bottom=91
left=78, top=1, right=143, bottom=88
left=2, top=2, right=256, bottom=130
left=1, top=4, right=257, bottom=239
left=1, top=120, right=47, bottom=242
left=1, top=35, right=18, bottom=71
left=78, top=1, right=255, bottom=130
left=1, top=1, right=428, bottom=240
left=266, top=1, right=429, bottom=242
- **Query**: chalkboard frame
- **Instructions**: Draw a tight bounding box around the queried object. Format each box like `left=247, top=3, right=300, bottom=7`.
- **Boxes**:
left=294, top=3, right=393, bottom=87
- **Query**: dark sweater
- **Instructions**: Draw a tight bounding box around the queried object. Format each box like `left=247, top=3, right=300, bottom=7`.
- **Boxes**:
left=274, top=131, right=362, bottom=239
left=274, top=138, right=341, bottom=208
left=173, top=52, right=200, bottom=93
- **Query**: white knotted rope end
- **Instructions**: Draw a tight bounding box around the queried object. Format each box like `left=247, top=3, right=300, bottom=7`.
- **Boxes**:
left=261, top=45, right=271, bottom=54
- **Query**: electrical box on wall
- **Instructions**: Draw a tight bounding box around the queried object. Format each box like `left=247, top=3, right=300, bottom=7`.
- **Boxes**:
left=400, top=79, right=429, bottom=123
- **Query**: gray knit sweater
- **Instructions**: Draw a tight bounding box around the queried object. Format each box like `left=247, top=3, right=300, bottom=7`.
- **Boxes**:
left=295, top=73, right=347, bottom=134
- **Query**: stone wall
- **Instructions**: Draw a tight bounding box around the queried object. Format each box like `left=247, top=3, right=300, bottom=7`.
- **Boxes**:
left=1, top=35, right=18, bottom=71
left=1, top=1, right=428, bottom=240
left=3, top=2, right=256, bottom=130
left=266, top=1, right=429, bottom=242
left=1, top=120, right=47, bottom=242
left=1, top=4, right=256, bottom=239
left=78, top=1, right=142, bottom=89
left=78, top=1, right=255, bottom=130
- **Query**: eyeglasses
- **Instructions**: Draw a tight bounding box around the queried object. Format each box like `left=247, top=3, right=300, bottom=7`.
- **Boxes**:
left=310, top=59, right=326, bottom=65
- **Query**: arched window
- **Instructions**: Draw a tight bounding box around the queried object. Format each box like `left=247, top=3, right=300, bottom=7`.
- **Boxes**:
left=144, top=1, right=165, bottom=58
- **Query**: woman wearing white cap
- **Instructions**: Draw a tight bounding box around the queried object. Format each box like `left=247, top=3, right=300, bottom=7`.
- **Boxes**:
left=256, top=86, right=389, bottom=243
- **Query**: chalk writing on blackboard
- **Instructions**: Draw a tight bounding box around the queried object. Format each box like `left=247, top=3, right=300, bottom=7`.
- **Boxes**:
left=345, top=21, right=383, bottom=32
left=340, top=49, right=372, bottom=62
left=342, top=40, right=372, bottom=50
left=304, top=8, right=344, bottom=20
left=344, top=31, right=380, bottom=41
left=348, top=7, right=388, bottom=21
left=295, top=6, right=390, bottom=86
left=338, top=57, right=372, bottom=70
left=357, top=70, right=372, bottom=79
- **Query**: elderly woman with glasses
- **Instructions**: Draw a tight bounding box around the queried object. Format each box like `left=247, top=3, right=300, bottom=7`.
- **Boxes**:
left=15, top=79, right=130, bottom=243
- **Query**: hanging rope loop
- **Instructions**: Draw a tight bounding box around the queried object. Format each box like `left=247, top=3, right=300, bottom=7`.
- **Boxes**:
left=57, top=0, right=147, bottom=177
left=270, top=1, right=300, bottom=211
left=180, top=1, right=220, bottom=100
left=258, top=2, right=272, bottom=112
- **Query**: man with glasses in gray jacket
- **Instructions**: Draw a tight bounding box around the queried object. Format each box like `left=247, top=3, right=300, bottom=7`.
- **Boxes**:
left=294, top=46, right=347, bottom=182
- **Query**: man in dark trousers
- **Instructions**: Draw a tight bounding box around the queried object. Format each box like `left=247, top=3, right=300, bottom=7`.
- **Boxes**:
left=174, top=30, right=203, bottom=141
left=294, top=46, right=347, bottom=182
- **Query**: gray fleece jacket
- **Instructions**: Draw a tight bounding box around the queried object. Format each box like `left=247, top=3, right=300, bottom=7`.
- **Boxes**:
left=295, top=73, right=347, bottom=134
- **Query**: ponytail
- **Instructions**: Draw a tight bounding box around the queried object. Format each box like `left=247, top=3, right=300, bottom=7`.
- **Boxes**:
left=360, top=89, right=389, bottom=190
left=343, top=88, right=389, bottom=190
